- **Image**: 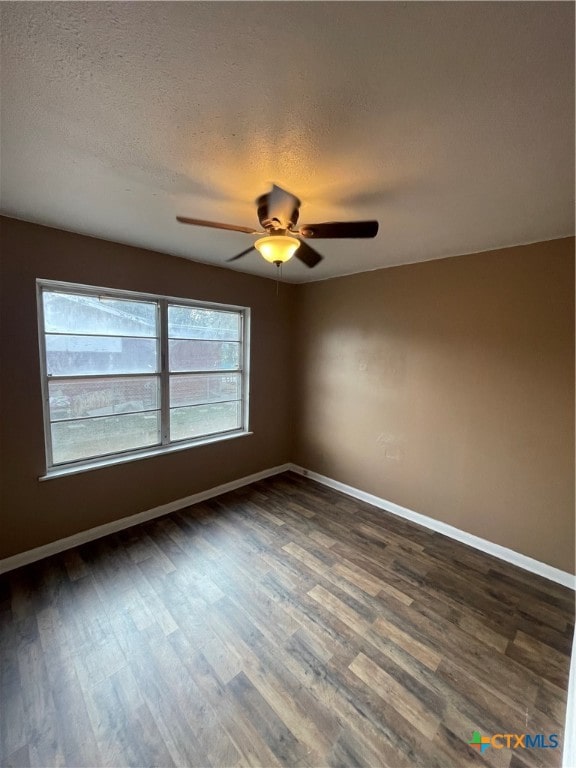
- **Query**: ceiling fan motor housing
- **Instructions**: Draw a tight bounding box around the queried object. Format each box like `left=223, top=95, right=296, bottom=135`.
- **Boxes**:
left=256, top=192, right=300, bottom=233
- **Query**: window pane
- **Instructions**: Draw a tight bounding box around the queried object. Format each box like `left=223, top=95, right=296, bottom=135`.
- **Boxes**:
left=43, top=292, right=157, bottom=336
left=46, top=335, right=158, bottom=376
left=168, top=305, right=240, bottom=340
left=49, top=377, right=159, bottom=421
left=51, top=412, right=160, bottom=464
left=169, top=373, right=241, bottom=408
left=169, top=340, right=240, bottom=372
left=170, top=402, right=241, bottom=441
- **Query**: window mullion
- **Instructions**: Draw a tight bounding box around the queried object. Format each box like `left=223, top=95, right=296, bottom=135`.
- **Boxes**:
left=159, top=299, right=170, bottom=445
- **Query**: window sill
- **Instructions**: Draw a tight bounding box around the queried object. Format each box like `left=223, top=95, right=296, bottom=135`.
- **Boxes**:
left=39, top=430, right=253, bottom=481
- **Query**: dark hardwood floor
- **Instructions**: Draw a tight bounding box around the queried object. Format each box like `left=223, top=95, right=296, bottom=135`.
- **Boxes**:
left=1, top=472, right=574, bottom=768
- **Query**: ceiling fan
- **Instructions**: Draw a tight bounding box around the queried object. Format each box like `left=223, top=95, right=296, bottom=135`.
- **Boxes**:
left=177, top=184, right=379, bottom=269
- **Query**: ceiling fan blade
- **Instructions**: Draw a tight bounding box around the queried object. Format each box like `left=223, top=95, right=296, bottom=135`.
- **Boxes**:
left=295, top=239, right=323, bottom=268
left=298, top=220, right=379, bottom=239
left=255, top=194, right=269, bottom=229
left=227, top=246, right=257, bottom=262
left=268, top=184, right=301, bottom=220
left=177, top=216, right=256, bottom=234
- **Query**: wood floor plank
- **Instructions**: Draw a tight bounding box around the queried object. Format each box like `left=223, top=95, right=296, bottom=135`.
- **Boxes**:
left=275, top=631, right=421, bottom=767
left=207, top=600, right=334, bottom=763
left=371, top=614, right=442, bottom=670
left=308, top=584, right=371, bottom=634
left=369, top=590, right=543, bottom=710
left=1, top=471, right=573, bottom=768
left=227, top=672, right=312, bottom=768
left=146, top=630, right=240, bottom=767
left=506, top=630, right=571, bottom=689
left=171, top=639, right=283, bottom=768
left=430, top=724, right=500, bottom=768
left=0, top=621, right=28, bottom=765
left=535, top=679, right=570, bottom=726
left=333, top=559, right=403, bottom=600
left=349, top=651, right=441, bottom=739
left=82, top=670, right=153, bottom=768
left=328, top=653, right=439, bottom=766
left=128, top=646, right=212, bottom=767
left=34, top=600, right=102, bottom=768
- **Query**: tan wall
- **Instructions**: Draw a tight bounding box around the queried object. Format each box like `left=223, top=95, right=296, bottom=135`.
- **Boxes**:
left=1, top=219, right=574, bottom=574
left=0, top=217, right=295, bottom=559
left=293, top=238, right=575, bottom=574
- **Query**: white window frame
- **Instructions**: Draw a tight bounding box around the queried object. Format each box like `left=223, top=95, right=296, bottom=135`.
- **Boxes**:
left=37, top=279, right=251, bottom=479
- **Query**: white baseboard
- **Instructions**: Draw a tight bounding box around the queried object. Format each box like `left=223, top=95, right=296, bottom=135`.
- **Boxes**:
left=289, top=465, right=576, bottom=590
left=0, top=463, right=292, bottom=575
left=2, top=461, right=574, bottom=591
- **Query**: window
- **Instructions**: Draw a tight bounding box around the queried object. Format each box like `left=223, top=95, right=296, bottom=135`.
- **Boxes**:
left=37, top=281, right=250, bottom=475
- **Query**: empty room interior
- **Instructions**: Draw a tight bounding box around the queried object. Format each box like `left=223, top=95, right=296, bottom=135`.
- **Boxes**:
left=0, top=2, right=575, bottom=768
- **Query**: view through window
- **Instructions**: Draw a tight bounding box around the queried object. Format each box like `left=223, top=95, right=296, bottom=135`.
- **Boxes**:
left=38, top=282, right=249, bottom=471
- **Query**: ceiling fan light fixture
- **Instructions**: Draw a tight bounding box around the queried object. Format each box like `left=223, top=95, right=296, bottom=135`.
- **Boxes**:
left=254, top=235, right=300, bottom=265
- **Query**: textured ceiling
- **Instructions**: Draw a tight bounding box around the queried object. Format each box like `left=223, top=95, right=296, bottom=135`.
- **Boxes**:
left=1, top=2, right=574, bottom=283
